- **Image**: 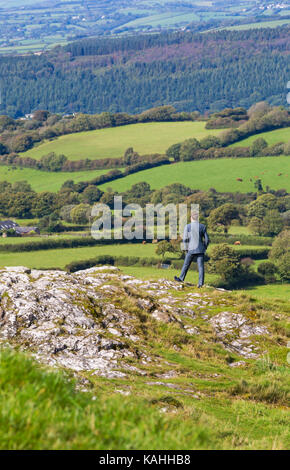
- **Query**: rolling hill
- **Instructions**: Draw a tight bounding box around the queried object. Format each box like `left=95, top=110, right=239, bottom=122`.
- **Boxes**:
left=99, top=156, right=290, bottom=194
left=19, top=122, right=222, bottom=161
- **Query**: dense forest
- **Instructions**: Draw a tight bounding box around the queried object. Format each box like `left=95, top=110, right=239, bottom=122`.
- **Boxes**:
left=0, top=28, right=289, bottom=117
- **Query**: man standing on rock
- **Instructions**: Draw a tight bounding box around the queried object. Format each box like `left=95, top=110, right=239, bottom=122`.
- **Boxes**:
left=174, top=210, right=210, bottom=287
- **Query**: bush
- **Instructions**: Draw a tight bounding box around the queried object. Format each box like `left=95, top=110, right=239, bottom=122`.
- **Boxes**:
left=258, top=261, right=277, bottom=283
left=65, top=254, right=163, bottom=273
left=237, top=248, right=270, bottom=260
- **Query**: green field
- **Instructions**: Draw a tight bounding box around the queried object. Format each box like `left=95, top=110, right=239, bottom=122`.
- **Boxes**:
left=99, top=156, right=290, bottom=193
left=0, top=167, right=110, bottom=192
left=220, top=19, right=290, bottom=31
left=232, top=127, right=290, bottom=148
left=242, top=283, right=290, bottom=301
left=0, top=243, right=162, bottom=269
left=122, top=11, right=199, bottom=28
left=19, top=122, right=222, bottom=161
left=0, top=241, right=267, bottom=269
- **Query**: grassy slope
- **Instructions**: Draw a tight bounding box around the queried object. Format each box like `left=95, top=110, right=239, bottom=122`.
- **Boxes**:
left=19, top=122, right=222, bottom=161
left=231, top=127, right=290, bottom=148
left=99, top=156, right=290, bottom=193
left=1, top=282, right=289, bottom=450
left=0, top=167, right=111, bottom=192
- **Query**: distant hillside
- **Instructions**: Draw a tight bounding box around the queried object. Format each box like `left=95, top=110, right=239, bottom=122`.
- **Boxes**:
left=0, top=28, right=289, bottom=117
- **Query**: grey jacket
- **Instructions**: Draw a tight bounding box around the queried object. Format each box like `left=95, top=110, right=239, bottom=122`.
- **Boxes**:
left=183, top=222, right=210, bottom=254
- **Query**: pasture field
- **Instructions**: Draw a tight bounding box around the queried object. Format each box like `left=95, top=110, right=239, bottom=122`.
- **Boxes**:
left=219, top=19, right=290, bottom=31
left=99, top=156, right=290, bottom=193
left=19, top=122, right=222, bottom=161
left=122, top=11, right=200, bottom=28
left=227, top=226, right=251, bottom=235
left=0, top=167, right=111, bottom=193
left=231, top=127, right=290, bottom=148
left=0, top=243, right=163, bottom=269
left=0, top=242, right=267, bottom=269
left=0, top=234, right=86, bottom=245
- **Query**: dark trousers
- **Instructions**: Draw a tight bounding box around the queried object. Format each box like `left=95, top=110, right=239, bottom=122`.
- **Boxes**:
left=180, top=252, right=204, bottom=286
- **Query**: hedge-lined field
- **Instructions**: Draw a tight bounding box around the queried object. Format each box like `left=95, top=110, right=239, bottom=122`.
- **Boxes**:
left=0, top=167, right=111, bottom=192
left=100, top=156, right=290, bottom=193
left=19, top=122, right=222, bottom=161
left=231, top=127, right=290, bottom=148
left=0, top=242, right=270, bottom=270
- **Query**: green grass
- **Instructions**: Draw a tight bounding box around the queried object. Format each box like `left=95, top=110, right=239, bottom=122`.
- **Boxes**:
left=100, top=156, right=290, bottom=193
left=0, top=308, right=289, bottom=449
left=242, top=283, right=290, bottom=301
left=228, top=226, right=251, bottom=235
left=120, top=265, right=218, bottom=284
left=19, top=122, right=222, bottom=161
left=0, top=349, right=217, bottom=450
left=231, top=127, right=290, bottom=148
left=0, top=167, right=110, bottom=192
left=120, top=266, right=290, bottom=301
left=0, top=243, right=161, bottom=269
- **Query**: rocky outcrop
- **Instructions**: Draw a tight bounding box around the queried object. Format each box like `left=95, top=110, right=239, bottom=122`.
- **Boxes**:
left=0, top=266, right=269, bottom=376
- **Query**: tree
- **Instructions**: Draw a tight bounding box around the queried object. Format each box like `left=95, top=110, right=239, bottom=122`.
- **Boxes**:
left=179, top=138, right=200, bottom=161
left=123, top=182, right=152, bottom=206
left=155, top=240, right=175, bottom=260
left=100, top=191, right=117, bottom=209
left=123, top=147, right=140, bottom=165
left=32, top=192, right=56, bottom=217
left=199, top=135, right=221, bottom=150
left=208, top=244, right=243, bottom=282
left=248, top=216, right=263, bottom=236
left=251, top=138, right=268, bottom=156
left=247, top=194, right=278, bottom=219
left=208, top=203, right=240, bottom=233
left=7, top=192, right=35, bottom=218
left=81, top=185, right=103, bottom=204
left=70, top=204, right=90, bottom=224
left=11, top=135, right=33, bottom=152
left=40, top=153, right=67, bottom=171
left=277, top=253, right=290, bottom=283
left=269, top=230, right=289, bottom=261
left=0, top=115, right=15, bottom=131
left=59, top=204, right=76, bottom=223
left=38, top=214, right=64, bottom=233
left=261, top=210, right=284, bottom=237
left=248, top=101, right=271, bottom=119
left=33, top=110, right=49, bottom=122
left=166, top=143, right=182, bottom=161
